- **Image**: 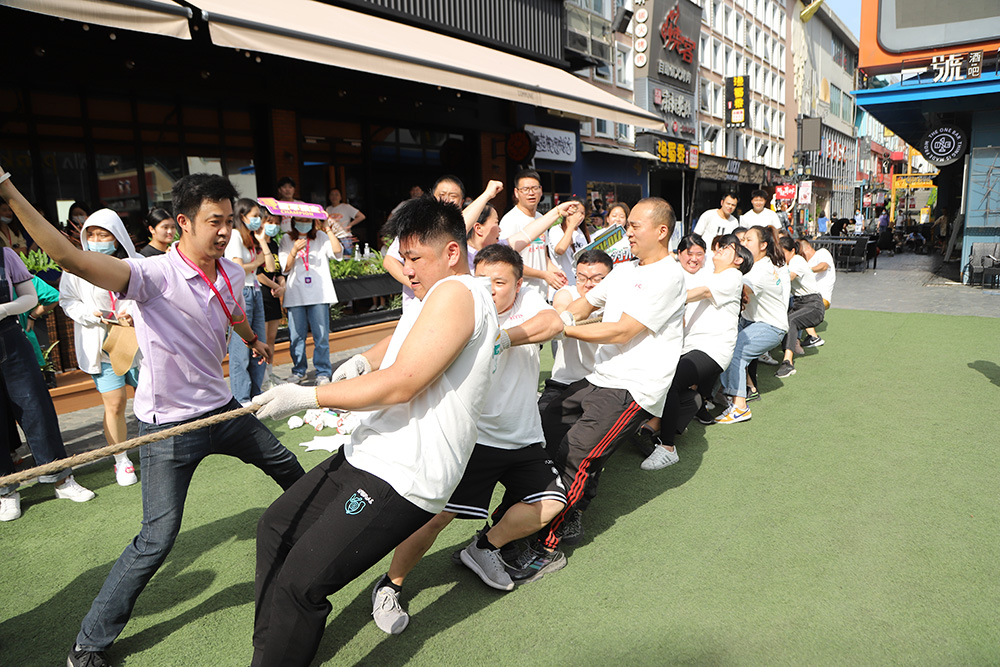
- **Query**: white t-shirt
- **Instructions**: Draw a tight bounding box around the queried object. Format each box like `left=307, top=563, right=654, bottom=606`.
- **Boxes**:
left=325, top=203, right=359, bottom=227
left=742, top=256, right=789, bottom=331
left=585, top=256, right=686, bottom=415
left=788, top=254, right=821, bottom=297
left=550, top=285, right=598, bottom=385
left=386, top=237, right=417, bottom=312
left=808, top=248, right=836, bottom=304
left=682, top=267, right=743, bottom=370
left=345, top=274, right=499, bottom=514
left=499, top=207, right=548, bottom=298
left=547, top=225, right=588, bottom=287
left=693, top=209, right=738, bottom=248
left=224, top=234, right=261, bottom=288
left=740, top=208, right=782, bottom=230
left=477, top=289, right=553, bottom=450
left=278, top=233, right=343, bottom=307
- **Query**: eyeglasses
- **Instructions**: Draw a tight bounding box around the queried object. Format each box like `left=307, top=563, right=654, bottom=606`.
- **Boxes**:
left=577, top=273, right=607, bottom=285
left=517, top=186, right=542, bottom=194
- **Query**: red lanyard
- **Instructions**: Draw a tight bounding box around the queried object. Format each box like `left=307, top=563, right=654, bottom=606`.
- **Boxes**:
left=176, top=248, right=247, bottom=326
left=298, top=240, right=311, bottom=272
left=108, top=291, right=118, bottom=312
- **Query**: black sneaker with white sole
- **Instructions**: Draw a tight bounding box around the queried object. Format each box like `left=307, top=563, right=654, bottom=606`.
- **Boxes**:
left=802, top=335, right=825, bottom=348
left=775, top=360, right=796, bottom=378
left=67, top=646, right=111, bottom=667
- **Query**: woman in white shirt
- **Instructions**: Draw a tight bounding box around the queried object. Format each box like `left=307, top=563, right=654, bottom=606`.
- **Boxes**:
left=637, top=234, right=753, bottom=468
left=773, top=236, right=826, bottom=378
left=278, top=215, right=343, bottom=384
left=716, top=226, right=788, bottom=424
left=225, top=199, right=275, bottom=404
left=60, top=209, right=142, bottom=487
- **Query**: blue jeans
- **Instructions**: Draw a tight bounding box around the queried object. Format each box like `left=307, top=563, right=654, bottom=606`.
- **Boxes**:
left=229, top=286, right=268, bottom=403
left=0, top=318, right=71, bottom=495
left=74, top=398, right=304, bottom=652
left=720, top=318, right=786, bottom=399
left=286, top=304, right=332, bottom=379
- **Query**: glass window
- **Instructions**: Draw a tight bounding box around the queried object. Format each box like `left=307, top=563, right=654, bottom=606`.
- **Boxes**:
left=830, top=84, right=842, bottom=118
left=615, top=45, right=634, bottom=90
left=594, top=62, right=612, bottom=83
left=595, top=119, right=613, bottom=138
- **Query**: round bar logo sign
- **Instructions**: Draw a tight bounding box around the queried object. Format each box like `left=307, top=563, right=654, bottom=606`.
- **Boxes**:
left=919, top=125, right=967, bottom=166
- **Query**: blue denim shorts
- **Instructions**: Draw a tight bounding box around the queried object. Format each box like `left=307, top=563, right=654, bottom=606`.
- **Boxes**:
left=91, top=361, right=139, bottom=393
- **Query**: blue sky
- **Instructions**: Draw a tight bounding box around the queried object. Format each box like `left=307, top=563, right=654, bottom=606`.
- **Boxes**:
left=823, top=0, right=862, bottom=39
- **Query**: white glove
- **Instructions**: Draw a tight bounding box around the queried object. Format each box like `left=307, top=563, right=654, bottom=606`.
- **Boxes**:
left=559, top=310, right=575, bottom=327
left=252, top=385, right=320, bottom=421
left=331, top=353, right=372, bottom=383
left=497, top=329, right=511, bottom=352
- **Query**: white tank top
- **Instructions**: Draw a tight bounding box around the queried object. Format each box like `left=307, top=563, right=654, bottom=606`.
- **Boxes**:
left=345, top=274, right=500, bottom=513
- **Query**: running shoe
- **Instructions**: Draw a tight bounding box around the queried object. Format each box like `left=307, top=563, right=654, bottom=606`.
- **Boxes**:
left=459, top=541, right=515, bottom=591
left=114, top=461, right=138, bottom=487
left=802, top=335, right=825, bottom=348
left=746, top=388, right=761, bottom=402
left=0, top=492, right=21, bottom=522
left=55, top=477, right=95, bottom=502
left=631, top=423, right=661, bottom=457
left=506, top=544, right=567, bottom=583
left=67, top=646, right=111, bottom=667
left=371, top=578, right=408, bottom=635
left=775, top=361, right=796, bottom=379
left=758, top=351, right=780, bottom=366
left=554, top=509, right=584, bottom=545
left=714, top=405, right=751, bottom=424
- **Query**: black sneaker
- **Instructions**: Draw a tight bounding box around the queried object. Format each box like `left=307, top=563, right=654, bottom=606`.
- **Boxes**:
left=802, top=335, right=825, bottom=348
left=775, top=361, right=797, bottom=378
left=631, top=424, right=661, bottom=457
left=695, top=404, right=716, bottom=425
left=553, top=508, right=584, bottom=545
left=746, top=388, right=761, bottom=402
left=67, top=646, right=111, bottom=667
left=505, top=544, right=568, bottom=583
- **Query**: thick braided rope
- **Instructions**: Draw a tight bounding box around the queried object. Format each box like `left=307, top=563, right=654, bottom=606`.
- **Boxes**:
left=0, top=404, right=260, bottom=488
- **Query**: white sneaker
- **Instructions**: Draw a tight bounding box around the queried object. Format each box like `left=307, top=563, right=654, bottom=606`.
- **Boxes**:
left=286, top=373, right=305, bottom=385
left=315, top=376, right=331, bottom=386
left=0, top=493, right=21, bottom=521
left=54, top=476, right=96, bottom=502
left=371, top=580, right=409, bottom=635
left=641, top=445, right=680, bottom=470
left=114, top=461, right=138, bottom=487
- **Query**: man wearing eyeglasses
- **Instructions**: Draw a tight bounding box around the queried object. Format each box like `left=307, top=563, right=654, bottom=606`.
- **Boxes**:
left=499, top=169, right=567, bottom=300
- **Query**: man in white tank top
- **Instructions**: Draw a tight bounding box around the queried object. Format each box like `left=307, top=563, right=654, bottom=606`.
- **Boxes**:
left=365, top=244, right=568, bottom=635
left=250, top=198, right=500, bottom=667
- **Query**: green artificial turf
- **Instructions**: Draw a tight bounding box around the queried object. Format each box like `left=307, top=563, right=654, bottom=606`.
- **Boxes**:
left=2, top=308, right=999, bottom=665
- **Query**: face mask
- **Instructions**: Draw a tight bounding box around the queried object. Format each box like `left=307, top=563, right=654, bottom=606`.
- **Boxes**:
left=89, top=241, right=117, bottom=255
left=0, top=216, right=11, bottom=224
left=264, top=223, right=280, bottom=238
left=294, top=222, right=314, bottom=234
left=245, top=216, right=262, bottom=231
left=72, top=215, right=88, bottom=225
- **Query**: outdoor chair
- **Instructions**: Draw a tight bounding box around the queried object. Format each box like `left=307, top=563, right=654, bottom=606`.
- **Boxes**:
left=844, top=237, right=869, bottom=272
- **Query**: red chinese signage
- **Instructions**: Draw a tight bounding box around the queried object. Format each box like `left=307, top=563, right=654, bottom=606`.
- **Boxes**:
left=660, top=3, right=695, bottom=64
left=775, top=183, right=797, bottom=200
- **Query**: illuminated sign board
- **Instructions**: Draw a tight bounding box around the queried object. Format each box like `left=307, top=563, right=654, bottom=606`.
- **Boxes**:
left=725, top=76, right=747, bottom=129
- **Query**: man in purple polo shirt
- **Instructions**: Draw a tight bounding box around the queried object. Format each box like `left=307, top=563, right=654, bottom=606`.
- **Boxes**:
left=0, top=165, right=305, bottom=667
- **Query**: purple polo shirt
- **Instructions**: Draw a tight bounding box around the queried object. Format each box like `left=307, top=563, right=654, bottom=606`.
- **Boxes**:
left=120, top=250, right=246, bottom=424
left=2, top=248, right=32, bottom=299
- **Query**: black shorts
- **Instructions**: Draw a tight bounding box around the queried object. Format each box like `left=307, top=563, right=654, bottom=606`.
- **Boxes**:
left=444, top=443, right=567, bottom=521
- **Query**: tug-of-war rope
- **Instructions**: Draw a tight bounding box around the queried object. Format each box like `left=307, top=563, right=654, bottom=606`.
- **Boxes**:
left=0, top=315, right=605, bottom=488
left=0, top=404, right=261, bottom=488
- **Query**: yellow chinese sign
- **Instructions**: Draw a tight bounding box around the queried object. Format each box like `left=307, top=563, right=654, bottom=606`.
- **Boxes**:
left=655, top=139, right=698, bottom=168
left=726, top=76, right=746, bottom=129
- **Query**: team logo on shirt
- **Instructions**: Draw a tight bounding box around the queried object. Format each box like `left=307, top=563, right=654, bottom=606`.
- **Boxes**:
left=345, top=488, right=374, bottom=515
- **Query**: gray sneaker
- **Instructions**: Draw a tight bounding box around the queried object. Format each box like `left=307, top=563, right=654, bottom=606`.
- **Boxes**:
left=758, top=351, right=780, bottom=366
left=640, top=445, right=679, bottom=471
left=775, top=361, right=796, bottom=379
left=459, top=541, right=514, bottom=591
left=371, top=580, right=408, bottom=635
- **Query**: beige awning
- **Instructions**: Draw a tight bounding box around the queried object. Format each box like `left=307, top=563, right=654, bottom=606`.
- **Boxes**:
left=582, top=141, right=659, bottom=162
left=1, top=0, right=193, bottom=39
left=192, top=0, right=664, bottom=129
